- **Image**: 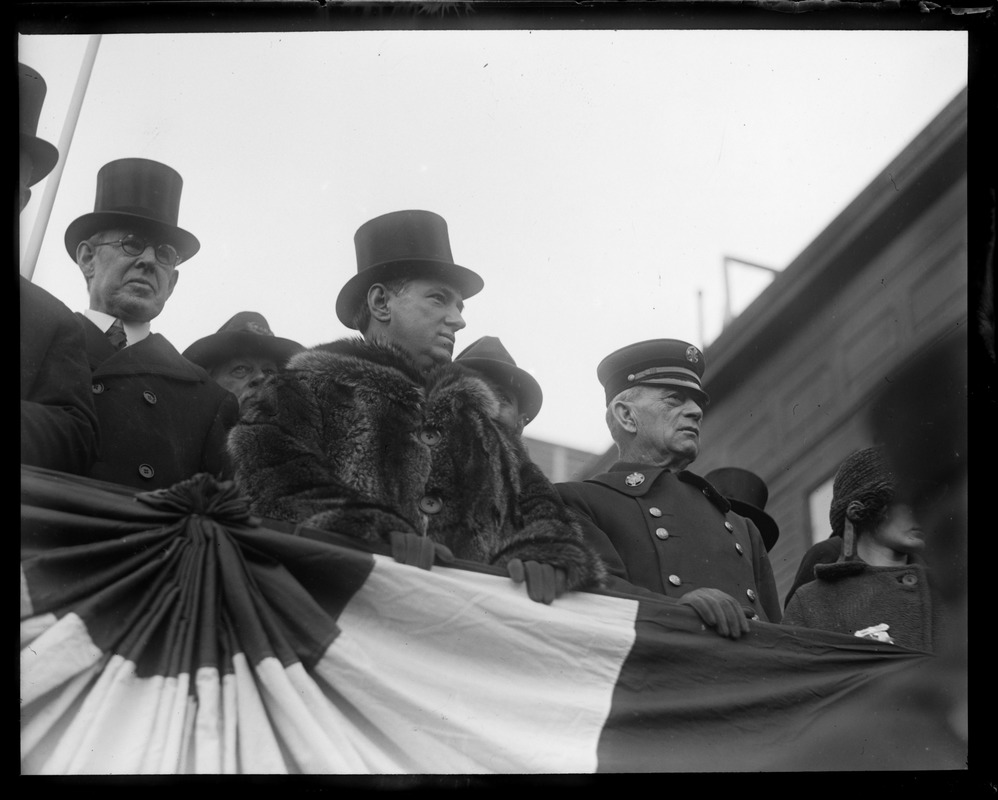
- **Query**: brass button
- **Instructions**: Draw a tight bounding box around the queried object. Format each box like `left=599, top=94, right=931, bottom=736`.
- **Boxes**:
left=735, top=543, right=744, bottom=555
left=655, top=527, right=669, bottom=540
left=649, top=507, right=662, bottom=517
left=724, top=521, right=734, bottom=532
left=92, top=383, right=105, bottom=394
left=419, top=429, right=441, bottom=446
left=419, top=495, right=442, bottom=515
left=746, top=589, right=757, bottom=602
left=668, top=574, right=682, bottom=587
left=138, top=464, right=155, bottom=480
left=142, top=390, right=157, bottom=405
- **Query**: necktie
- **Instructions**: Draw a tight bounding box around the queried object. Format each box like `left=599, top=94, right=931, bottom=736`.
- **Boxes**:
left=106, top=319, right=127, bottom=350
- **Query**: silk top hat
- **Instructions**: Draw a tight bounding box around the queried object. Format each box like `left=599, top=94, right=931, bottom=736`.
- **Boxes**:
left=704, top=467, right=780, bottom=551
left=183, top=311, right=305, bottom=370
left=336, top=209, right=485, bottom=328
left=597, top=338, right=709, bottom=407
left=454, top=336, right=543, bottom=424
left=19, top=63, right=59, bottom=186
left=64, top=158, right=201, bottom=263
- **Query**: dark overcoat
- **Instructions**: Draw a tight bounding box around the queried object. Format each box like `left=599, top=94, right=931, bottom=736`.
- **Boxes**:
left=228, top=338, right=606, bottom=592
left=20, top=277, right=99, bottom=475
left=557, top=463, right=781, bottom=622
left=77, top=314, right=239, bottom=490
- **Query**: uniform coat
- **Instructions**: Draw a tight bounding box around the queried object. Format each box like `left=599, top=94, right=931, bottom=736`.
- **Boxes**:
left=77, top=314, right=239, bottom=490
left=782, top=555, right=936, bottom=652
left=20, top=277, right=99, bottom=475
left=557, top=464, right=781, bottom=622
left=229, top=338, right=607, bottom=591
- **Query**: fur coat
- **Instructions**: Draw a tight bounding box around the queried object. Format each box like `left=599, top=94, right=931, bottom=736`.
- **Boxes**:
left=228, top=337, right=607, bottom=592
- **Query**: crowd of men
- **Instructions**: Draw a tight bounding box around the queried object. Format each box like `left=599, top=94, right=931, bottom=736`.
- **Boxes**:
left=20, top=59, right=964, bottom=647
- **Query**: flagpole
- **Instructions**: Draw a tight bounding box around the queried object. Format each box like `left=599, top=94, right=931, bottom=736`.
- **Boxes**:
left=21, top=34, right=102, bottom=282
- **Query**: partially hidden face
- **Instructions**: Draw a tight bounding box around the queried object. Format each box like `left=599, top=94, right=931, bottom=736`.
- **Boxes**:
left=870, top=503, right=926, bottom=556
left=79, top=227, right=180, bottom=323
left=209, top=354, right=279, bottom=411
left=386, top=278, right=466, bottom=370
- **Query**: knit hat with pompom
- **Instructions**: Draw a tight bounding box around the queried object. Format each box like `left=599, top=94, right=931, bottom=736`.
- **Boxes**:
left=828, top=445, right=896, bottom=538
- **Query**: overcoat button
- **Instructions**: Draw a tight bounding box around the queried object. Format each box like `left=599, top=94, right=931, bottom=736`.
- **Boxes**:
left=746, top=589, right=757, bottom=602
left=668, top=574, right=682, bottom=587
left=724, top=521, right=734, bottom=532
left=735, top=543, right=744, bottom=555
left=142, top=390, right=157, bottom=405
left=902, top=573, right=918, bottom=586
left=92, top=383, right=105, bottom=394
left=649, top=507, right=662, bottom=517
left=138, top=464, right=155, bottom=480
left=419, top=496, right=442, bottom=514
left=419, top=429, right=441, bottom=446
left=655, top=527, right=669, bottom=540
left=703, top=488, right=710, bottom=497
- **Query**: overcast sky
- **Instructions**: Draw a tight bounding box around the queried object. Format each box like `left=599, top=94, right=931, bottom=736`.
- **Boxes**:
left=18, top=27, right=968, bottom=454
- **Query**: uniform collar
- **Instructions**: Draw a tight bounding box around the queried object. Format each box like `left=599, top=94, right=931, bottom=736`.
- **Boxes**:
left=586, top=462, right=730, bottom=511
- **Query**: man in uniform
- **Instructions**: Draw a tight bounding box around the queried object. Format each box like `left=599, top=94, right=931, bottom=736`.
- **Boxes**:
left=183, top=311, right=304, bottom=413
left=556, top=338, right=781, bottom=637
left=67, top=157, right=239, bottom=490
left=20, top=62, right=99, bottom=475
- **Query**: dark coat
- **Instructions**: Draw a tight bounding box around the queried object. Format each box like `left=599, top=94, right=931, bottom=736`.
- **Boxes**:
left=557, top=463, right=781, bottom=622
left=20, top=277, right=99, bottom=475
left=228, top=338, right=607, bottom=592
left=784, top=536, right=843, bottom=608
left=782, top=555, right=935, bottom=652
left=77, top=314, right=239, bottom=490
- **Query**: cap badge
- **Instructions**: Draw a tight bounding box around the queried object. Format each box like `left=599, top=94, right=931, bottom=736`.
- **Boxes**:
left=625, top=472, right=645, bottom=487
left=685, top=346, right=700, bottom=364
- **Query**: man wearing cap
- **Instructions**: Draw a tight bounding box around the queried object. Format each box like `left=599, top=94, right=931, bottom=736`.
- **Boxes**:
left=229, top=211, right=606, bottom=603
left=183, top=312, right=304, bottom=413
left=67, top=157, right=239, bottom=490
left=556, top=338, right=781, bottom=636
left=20, top=62, right=99, bottom=475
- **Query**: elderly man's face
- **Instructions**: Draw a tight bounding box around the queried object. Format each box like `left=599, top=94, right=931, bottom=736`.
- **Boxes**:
left=487, top=380, right=525, bottom=437
left=209, top=354, right=278, bottom=412
left=627, top=385, right=704, bottom=466
left=78, top=227, right=179, bottom=323
left=385, top=278, right=466, bottom=370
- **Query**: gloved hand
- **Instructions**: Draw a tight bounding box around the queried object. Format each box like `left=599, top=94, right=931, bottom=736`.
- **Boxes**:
left=678, top=587, right=753, bottom=639
left=506, top=558, right=568, bottom=605
left=389, top=531, right=453, bottom=571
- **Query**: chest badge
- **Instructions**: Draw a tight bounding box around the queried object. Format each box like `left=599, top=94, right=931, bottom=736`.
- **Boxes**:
left=625, top=472, right=645, bottom=487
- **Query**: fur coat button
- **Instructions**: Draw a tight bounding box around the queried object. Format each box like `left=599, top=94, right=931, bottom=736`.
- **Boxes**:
left=419, top=495, right=443, bottom=514
left=419, top=429, right=442, bottom=446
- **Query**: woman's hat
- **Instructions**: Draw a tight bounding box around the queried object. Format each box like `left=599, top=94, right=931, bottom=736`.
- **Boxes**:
left=64, top=158, right=201, bottom=263
left=183, top=312, right=304, bottom=370
left=454, top=336, right=543, bottom=425
left=704, top=467, right=779, bottom=551
left=336, top=209, right=484, bottom=328
left=19, top=63, right=59, bottom=186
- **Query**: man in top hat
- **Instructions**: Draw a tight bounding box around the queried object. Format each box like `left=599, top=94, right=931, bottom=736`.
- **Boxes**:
left=67, top=157, right=238, bottom=490
left=703, top=467, right=780, bottom=553
left=20, top=62, right=100, bottom=476
left=556, top=338, right=781, bottom=637
left=183, top=312, right=304, bottom=413
left=453, top=336, right=543, bottom=437
left=229, top=210, right=606, bottom=604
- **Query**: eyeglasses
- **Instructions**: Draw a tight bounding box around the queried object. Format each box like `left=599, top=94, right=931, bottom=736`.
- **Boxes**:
left=93, top=234, right=181, bottom=267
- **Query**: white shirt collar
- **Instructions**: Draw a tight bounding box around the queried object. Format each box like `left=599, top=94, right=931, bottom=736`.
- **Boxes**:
left=82, top=308, right=151, bottom=346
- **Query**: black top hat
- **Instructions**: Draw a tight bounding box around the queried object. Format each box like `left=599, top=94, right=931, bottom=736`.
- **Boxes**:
left=182, top=311, right=305, bottom=370
left=597, top=338, right=709, bottom=407
left=64, top=158, right=201, bottom=263
left=19, top=63, right=59, bottom=187
left=336, top=209, right=484, bottom=328
left=704, top=467, right=780, bottom=551
left=454, top=336, right=543, bottom=424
